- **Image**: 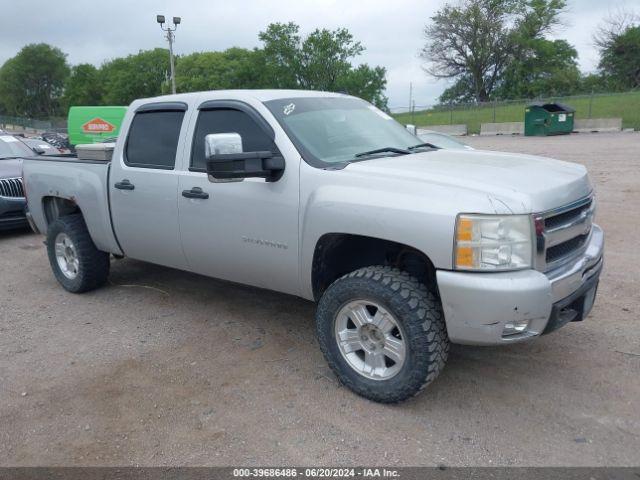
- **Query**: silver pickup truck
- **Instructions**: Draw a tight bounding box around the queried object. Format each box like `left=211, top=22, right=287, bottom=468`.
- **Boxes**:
left=22, top=90, right=604, bottom=403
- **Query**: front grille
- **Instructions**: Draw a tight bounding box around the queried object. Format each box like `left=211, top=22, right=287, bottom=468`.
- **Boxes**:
left=535, top=195, right=594, bottom=271
left=544, top=199, right=592, bottom=229
left=546, top=234, right=589, bottom=263
left=0, top=177, right=24, bottom=197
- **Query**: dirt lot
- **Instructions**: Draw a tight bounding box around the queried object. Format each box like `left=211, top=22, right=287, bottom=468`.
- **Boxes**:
left=1, top=132, right=639, bottom=466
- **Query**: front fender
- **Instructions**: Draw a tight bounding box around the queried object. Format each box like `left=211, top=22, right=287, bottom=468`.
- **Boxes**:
left=298, top=162, right=499, bottom=299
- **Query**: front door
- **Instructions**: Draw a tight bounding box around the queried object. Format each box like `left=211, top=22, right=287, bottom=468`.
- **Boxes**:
left=178, top=103, right=300, bottom=295
left=110, top=104, right=189, bottom=270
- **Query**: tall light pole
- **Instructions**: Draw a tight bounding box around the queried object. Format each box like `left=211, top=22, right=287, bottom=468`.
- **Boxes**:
left=156, top=15, right=181, bottom=94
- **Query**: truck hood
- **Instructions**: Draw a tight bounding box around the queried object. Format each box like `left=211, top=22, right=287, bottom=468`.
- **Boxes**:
left=0, top=158, right=23, bottom=179
left=345, top=149, right=592, bottom=213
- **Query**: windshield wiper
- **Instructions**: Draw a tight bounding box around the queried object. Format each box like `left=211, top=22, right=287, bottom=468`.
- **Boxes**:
left=354, top=147, right=410, bottom=158
left=0, top=156, right=23, bottom=160
left=408, top=143, right=439, bottom=150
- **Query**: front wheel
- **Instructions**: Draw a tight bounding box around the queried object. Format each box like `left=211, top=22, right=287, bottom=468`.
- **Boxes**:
left=316, top=266, right=449, bottom=403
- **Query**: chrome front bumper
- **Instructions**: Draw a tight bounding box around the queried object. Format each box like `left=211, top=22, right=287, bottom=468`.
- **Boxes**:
left=437, top=224, right=604, bottom=345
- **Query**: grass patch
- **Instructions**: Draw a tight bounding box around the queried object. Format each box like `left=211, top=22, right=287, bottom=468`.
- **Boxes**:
left=393, top=91, right=640, bottom=133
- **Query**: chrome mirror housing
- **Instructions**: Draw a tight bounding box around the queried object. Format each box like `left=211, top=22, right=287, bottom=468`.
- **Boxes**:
left=205, top=133, right=243, bottom=158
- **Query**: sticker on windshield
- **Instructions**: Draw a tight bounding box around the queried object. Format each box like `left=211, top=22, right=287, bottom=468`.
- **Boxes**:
left=0, top=135, right=19, bottom=142
left=283, top=103, right=296, bottom=116
left=368, top=105, right=393, bottom=120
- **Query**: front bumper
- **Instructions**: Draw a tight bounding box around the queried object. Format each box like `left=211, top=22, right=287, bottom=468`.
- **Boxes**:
left=0, top=196, right=28, bottom=231
left=437, top=224, right=604, bottom=345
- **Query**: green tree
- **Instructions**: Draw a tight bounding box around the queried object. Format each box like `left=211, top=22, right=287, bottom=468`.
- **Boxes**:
left=258, top=22, right=301, bottom=89
left=335, top=65, right=388, bottom=108
left=0, top=43, right=69, bottom=118
left=100, top=48, right=170, bottom=105
left=496, top=39, right=581, bottom=98
left=421, top=0, right=567, bottom=102
left=258, top=22, right=388, bottom=108
left=578, top=73, right=609, bottom=94
left=175, top=48, right=268, bottom=92
left=63, top=64, right=104, bottom=108
left=597, top=22, right=640, bottom=90
left=438, top=76, right=478, bottom=104
left=0, top=26, right=388, bottom=115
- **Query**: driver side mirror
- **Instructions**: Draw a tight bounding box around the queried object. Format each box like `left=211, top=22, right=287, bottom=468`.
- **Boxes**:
left=205, top=133, right=284, bottom=183
left=205, top=132, right=243, bottom=157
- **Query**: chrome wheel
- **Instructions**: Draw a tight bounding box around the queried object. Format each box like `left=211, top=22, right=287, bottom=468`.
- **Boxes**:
left=54, top=233, right=79, bottom=280
left=334, top=300, right=406, bottom=380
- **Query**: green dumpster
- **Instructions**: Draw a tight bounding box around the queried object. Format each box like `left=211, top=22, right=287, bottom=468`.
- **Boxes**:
left=68, top=106, right=127, bottom=146
left=524, top=102, right=575, bottom=136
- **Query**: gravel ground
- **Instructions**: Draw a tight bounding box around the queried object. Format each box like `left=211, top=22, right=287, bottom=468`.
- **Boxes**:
left=1, top=132, right=639, bottom=466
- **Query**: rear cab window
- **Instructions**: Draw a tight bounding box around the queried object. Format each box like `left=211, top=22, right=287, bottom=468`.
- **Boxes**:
left=125, top=103, right=186, bottom=169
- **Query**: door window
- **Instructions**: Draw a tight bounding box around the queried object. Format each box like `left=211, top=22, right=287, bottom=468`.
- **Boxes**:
left=125, top=110, right=185, bottom=169
left=191, top=109, right=279, bottom=171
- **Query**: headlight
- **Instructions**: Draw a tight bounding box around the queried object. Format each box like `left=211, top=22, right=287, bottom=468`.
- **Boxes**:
left=454, top=214, right=533, bottom=271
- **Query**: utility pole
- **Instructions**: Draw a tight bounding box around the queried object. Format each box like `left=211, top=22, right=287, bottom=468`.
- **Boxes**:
left=409, top=82, right=416, bottom=125
left=156, top=15, right=181, bottom=94
left=409, top=82, right=413, bottom=115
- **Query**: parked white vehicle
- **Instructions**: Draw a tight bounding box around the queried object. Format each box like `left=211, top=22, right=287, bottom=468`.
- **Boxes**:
left=22, top=90, right=603, bottom=403
left=418, top=130, right=474, bottom=150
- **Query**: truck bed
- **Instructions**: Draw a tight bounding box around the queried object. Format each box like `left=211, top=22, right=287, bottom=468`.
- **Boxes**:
left=22, top=156, right=122, bottom=255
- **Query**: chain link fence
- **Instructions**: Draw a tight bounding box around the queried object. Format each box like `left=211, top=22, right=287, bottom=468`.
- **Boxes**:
left=391, top=90, right=640, bottom=134
left=3, top=91, right=639, bottom=136
left=0, top=115, right=67, bottom=134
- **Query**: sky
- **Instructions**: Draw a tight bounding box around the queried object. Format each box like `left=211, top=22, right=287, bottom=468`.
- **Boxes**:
left=0, top=0, right=632, bottom=109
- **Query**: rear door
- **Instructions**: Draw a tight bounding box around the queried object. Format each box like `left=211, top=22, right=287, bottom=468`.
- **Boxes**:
left=110, top=102, right=189, bottom=269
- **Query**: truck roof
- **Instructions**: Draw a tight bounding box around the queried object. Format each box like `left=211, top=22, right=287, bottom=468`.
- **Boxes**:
left=130, top=89, right=347, bottom=107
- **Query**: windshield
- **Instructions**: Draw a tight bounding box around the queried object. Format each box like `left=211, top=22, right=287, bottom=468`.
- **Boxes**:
left=264, top=96, right=422, bottom=166
left=0, top=135, right=34, bottom=158
left=21, top=138, right=58, bottom=154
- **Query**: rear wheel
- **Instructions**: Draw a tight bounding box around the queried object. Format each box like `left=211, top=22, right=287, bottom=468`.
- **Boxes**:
left=46, top=214, right=110, bottom=293
left=316, top=266, right=449, bottom=403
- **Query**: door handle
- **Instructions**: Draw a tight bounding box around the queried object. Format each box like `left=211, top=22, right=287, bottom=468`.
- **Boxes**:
left=114, top=179, right=135, bottom=190
left=182, top=187, right=209, bottom=199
